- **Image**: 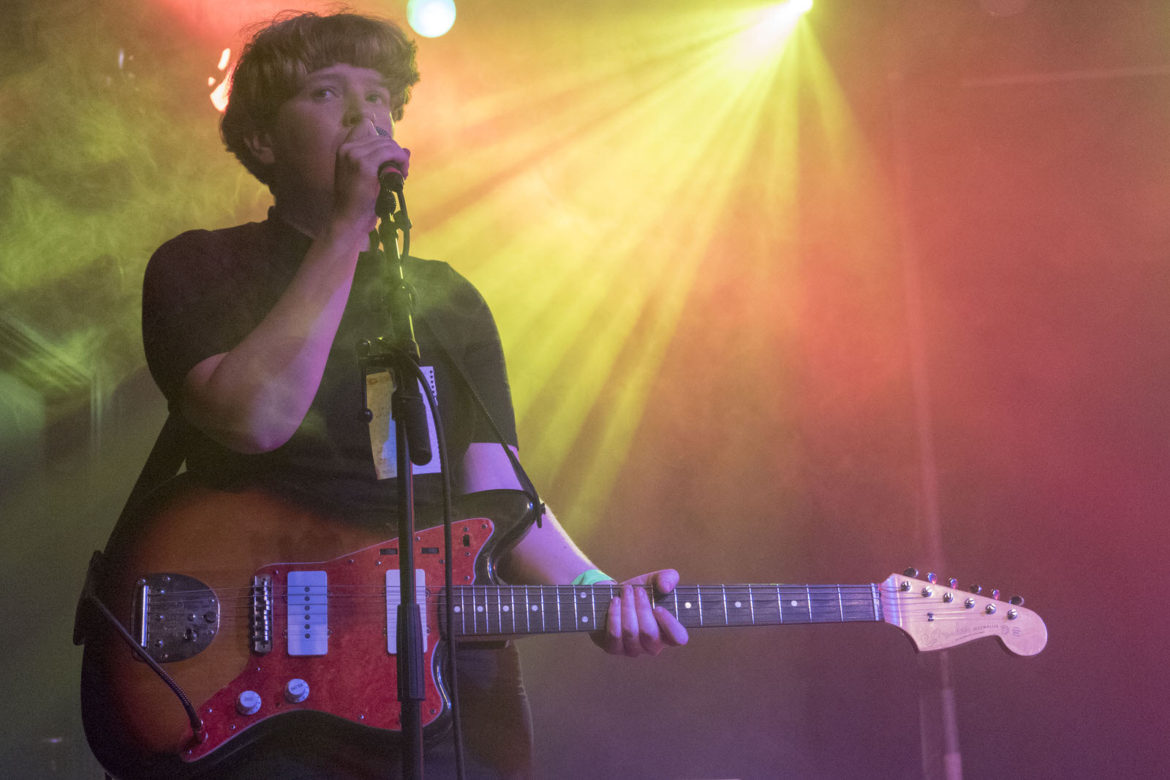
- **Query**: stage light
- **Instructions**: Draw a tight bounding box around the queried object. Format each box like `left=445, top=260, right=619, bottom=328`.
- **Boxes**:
left=407, top=0, right=456, bottom=39
left=209, top=48, right=232, bottom=112
left=732, top=0, right=810, bottom=69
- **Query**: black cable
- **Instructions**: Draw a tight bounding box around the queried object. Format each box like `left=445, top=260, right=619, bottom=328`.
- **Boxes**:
left=85, top=589, right=206, bottom=741
left=416, top=316, right=546, bottom=526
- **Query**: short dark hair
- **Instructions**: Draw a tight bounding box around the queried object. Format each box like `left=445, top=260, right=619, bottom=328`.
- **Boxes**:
left=221, top=12, right=420, bottom=185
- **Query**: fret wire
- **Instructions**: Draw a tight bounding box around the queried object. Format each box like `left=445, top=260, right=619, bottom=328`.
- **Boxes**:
left=559, top=586, right=566, bottom=633
left=521, top=587, right=528, bottom=634
left=590, top=585, right=598, bottom=630
left=499, top=587, right=505, bottom=633
left=484, top=586, right=491, bottom=635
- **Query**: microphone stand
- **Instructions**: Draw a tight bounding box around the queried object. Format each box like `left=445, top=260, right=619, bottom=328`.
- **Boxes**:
left=359, top=180, right=428, bottom=779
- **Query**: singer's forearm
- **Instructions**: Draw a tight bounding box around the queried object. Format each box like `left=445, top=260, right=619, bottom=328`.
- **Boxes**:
left=179, top=221, right=371, bottom=453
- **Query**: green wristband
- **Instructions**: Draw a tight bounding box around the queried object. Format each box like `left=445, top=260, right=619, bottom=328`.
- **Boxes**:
left=571, top=568, right=616, bottom=586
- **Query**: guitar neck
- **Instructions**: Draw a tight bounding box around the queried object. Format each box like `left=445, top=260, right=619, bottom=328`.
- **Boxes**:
left=442, top=583, right=883, bottom=639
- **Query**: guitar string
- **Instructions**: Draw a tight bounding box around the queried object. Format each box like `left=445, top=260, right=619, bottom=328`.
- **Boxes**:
left=138, top=584, right=967, bottom=605
left=142, top=587, right=883, bottom=626
left=141, top=584, right=884, bottom=604
left=141, top=605, right=1019, bottom=642
left=139, top=585, right=1023, bottom=629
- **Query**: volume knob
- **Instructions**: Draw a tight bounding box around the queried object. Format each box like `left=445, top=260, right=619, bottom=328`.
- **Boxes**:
left=236, top=690, right=262, bottom=716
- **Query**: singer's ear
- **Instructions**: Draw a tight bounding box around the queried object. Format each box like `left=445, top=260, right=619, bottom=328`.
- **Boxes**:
left=243, top=130, right=276, bottom=167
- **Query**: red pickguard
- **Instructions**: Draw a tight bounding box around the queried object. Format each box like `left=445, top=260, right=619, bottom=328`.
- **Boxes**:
left=80, top=477, right=535, bottom=779
left=184, top=519, right=495, bottom=761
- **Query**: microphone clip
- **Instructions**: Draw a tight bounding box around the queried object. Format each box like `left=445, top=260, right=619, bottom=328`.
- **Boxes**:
left=376, top=168, right=411, bottom=231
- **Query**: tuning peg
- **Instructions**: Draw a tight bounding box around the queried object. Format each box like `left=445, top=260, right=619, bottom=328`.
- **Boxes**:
left=1009, top=595, right=1025, bottom=606
left=926, top=572, right=937, bottom=584
left=948, top=577, right=958, bottom=589
left=904, top=567, right=919, bottom=578
left=992, top=588, right=1001, bottom=600
left=969, top=584, right=983, bottom=595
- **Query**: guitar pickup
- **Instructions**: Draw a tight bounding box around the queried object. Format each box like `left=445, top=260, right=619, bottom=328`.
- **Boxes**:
left=288, top=571, right=328, bottom=656
left=386, top=570, right=427, bottom=655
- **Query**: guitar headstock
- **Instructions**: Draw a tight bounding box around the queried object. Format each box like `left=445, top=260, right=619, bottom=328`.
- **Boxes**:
left=879, top=571, right=1047, bottom=656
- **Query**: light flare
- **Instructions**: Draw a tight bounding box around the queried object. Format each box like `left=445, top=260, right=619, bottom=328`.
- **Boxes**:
left=407, top=0, right=457, bottom=39
left=210, top=48, right=233, bottom=112
left=398, top=5, right=858, bottom=525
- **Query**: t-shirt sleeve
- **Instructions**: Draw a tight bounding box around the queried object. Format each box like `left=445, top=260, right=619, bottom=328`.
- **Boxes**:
left=418, top=263, right=520, bottom=449
left=141, top=229, right=260, bottom=403
left=460, top=281, right=519, bottom=448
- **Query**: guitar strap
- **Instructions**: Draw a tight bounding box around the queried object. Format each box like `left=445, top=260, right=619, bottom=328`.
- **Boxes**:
left=74, top=411, right=190, bottom=648
left=74, top=411, right=210, bottom=748
left=416, top=314, right=547, bottom=527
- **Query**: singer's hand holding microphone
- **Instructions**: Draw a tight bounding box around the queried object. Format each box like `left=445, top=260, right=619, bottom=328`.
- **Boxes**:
left=333, top=119, right=410, bottom=228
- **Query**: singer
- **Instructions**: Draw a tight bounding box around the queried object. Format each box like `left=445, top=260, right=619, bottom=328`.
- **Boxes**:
left=96, top=11, right=687, bottom=779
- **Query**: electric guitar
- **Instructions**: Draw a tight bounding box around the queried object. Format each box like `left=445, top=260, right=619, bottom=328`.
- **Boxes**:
left=79, top=475, right=1047, bottom=779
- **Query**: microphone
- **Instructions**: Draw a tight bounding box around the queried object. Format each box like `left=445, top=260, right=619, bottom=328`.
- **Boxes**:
left=375, top=127, right=404, bottom=192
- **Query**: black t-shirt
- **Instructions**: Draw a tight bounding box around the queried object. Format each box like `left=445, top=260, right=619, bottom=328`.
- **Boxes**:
left=142, top=212, right=518, bottom=521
